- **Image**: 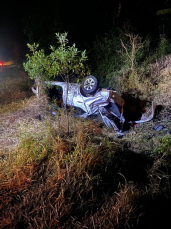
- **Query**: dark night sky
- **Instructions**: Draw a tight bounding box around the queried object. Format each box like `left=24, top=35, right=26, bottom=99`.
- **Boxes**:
left=0, top=0, right=171, bottom=62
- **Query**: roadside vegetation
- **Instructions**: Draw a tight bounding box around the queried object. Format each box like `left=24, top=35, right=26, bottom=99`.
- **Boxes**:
left=1, top=31, right=171, bottom=228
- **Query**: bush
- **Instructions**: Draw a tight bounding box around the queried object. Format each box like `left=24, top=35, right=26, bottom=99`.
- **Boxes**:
left=91, top=28, right=171, bottom=97
left=90, top=28, right=125, bottom=88
left=23, top=32, right=90, bottom=98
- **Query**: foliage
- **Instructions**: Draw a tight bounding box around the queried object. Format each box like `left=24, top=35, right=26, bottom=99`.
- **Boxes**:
left=91, top=29, right=148, bottom=92
left=91, top=27, right=171, bottom=98
left=156, top=34, right=171, bottom=57
left=157, top=134, right=171, bottom=154
left=91, top=28, right=125, bottom=88
left=23, top=43, right=47, bottom=81
left=47, top=32, right=89, bottom=82
left=23, top=32, right=89, bottom=84
left=91, top=26, right=148, bottom=90
left=120, top=34, right=144, bottom=72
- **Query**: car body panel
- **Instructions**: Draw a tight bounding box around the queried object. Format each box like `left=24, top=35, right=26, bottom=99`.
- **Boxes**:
left=46, top=81, right=122, bottom=118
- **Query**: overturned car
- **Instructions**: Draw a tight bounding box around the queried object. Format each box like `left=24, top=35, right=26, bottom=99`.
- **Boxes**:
left=32, top=76, right=155, bottom=133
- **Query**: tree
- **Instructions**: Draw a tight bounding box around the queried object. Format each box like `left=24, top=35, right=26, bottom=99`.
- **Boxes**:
left=47, top=33, right=89, bottom=101
left=121, top=34, right=144, bottom=73
left=23, top=32, right=90, bottom=100
left=23, top=43, right=47, bottom=97
left=24, top=32, right=90, bottom=133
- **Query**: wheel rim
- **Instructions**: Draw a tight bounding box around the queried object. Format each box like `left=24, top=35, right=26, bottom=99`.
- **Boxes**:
left=84, top=78, right=95, bottom=90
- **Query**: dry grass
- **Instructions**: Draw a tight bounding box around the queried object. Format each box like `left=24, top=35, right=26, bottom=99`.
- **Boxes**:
left=0, top=66, right=33, bottom=104
left=120, top=55, right=171, bottom=153
left=0, top=95, right=51, bottom=153
left=154, top=68, right=171, bottom=107
left=0, top=78, right=138, bottom=228
left=142, top=56, right=171, bottom=106
left=149, top=54, right=171, bottom=84
left=120, top=73, right=155, bottom=100
left=83, top=184, right=140, bottom=229
left=118, top=55, right=171, bottom=106
left=0, top=98, right=109, bottom=229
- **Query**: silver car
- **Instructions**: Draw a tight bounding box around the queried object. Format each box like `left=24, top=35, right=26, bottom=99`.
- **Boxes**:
left=32, top=76, right=155, bottom=133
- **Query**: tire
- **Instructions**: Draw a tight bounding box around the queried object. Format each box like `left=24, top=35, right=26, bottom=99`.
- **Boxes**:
left=81, top=76, right=98, bottom=94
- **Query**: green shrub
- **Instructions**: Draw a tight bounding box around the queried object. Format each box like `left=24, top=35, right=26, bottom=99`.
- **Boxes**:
left=91, top=26, right=171, bottom=94
left=157, top=34, right=171, bottom=57
left=90, top=27, right=125, bottom=88
left=23, top=32, right=90, bottom=94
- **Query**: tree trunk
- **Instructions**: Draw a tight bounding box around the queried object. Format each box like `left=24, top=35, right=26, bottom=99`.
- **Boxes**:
left=31, top=78, right=44, bottom=98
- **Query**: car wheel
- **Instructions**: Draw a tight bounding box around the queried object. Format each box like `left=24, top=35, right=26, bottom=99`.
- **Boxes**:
left=81, top=76, right=98, bottom=94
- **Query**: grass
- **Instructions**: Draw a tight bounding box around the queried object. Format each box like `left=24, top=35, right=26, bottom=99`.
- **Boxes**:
left=0, top=66, right=33, bottom=104
left=0, top=114, right=141, bottom=228
left=1, top=65, right=171, bottom=228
